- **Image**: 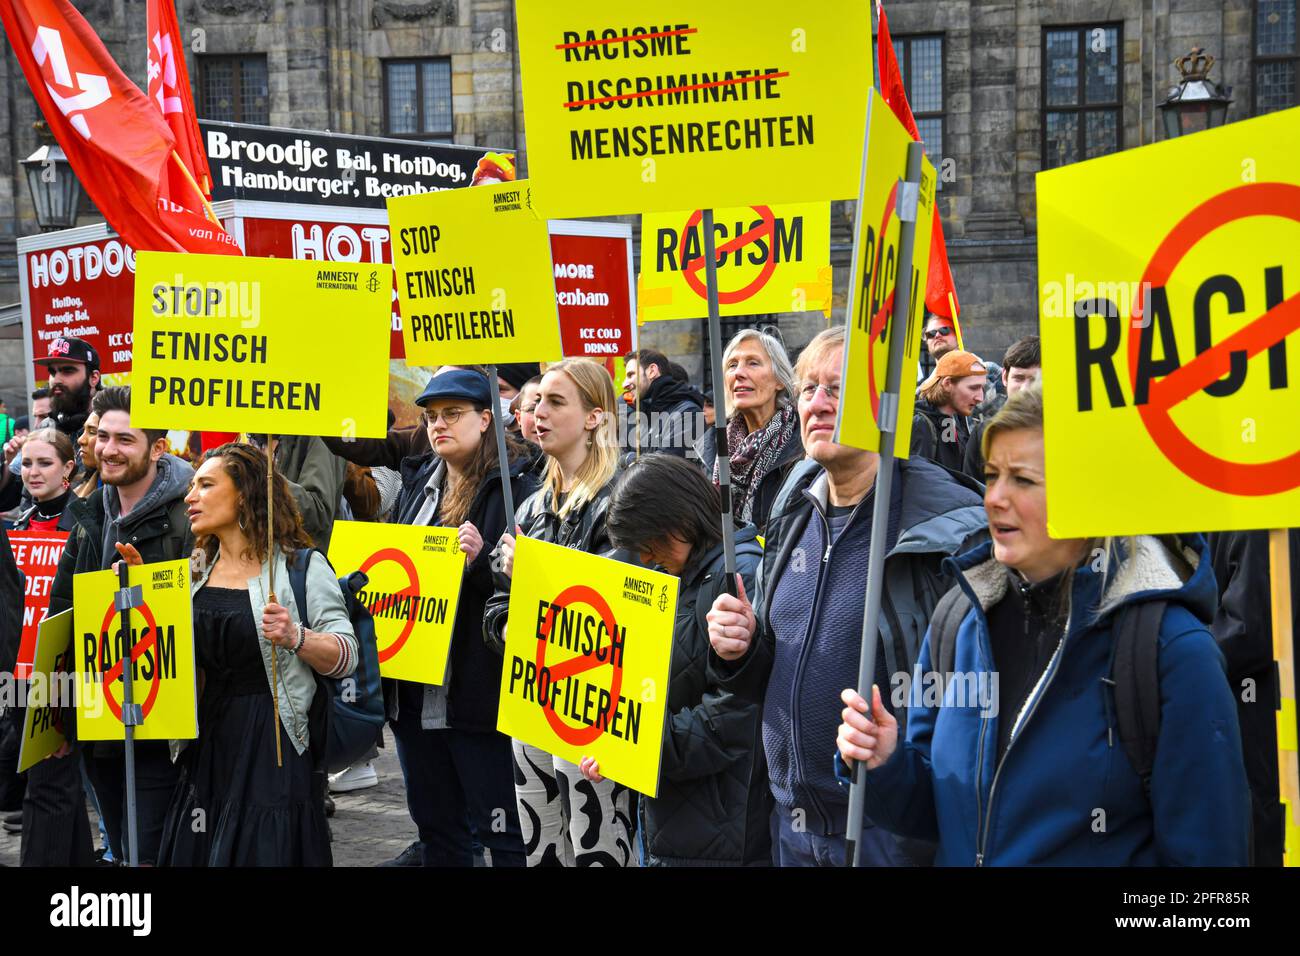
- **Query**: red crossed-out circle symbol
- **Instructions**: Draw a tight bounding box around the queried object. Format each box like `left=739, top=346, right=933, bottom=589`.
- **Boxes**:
left=96, top=599, right=162, bottom=723
left=534, top=585, right=624, bottom=747
left=1125, top=182, right=1300, bottom=496
left=359, top=547, right=421, bottom=663
left=680, top=206, right=780, bottom=304
left=865, top=181, right=902, bottom=421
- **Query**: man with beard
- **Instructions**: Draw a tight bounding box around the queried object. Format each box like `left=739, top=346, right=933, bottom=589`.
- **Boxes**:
left=0, top=338, right=101, bottom=511
left=22, top=385, right=193, bottom=866
left=622, top=349, right=704, bottom=459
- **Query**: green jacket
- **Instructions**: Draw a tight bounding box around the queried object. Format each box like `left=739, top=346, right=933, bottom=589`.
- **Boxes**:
left=276, top=436, right=346, bottom=552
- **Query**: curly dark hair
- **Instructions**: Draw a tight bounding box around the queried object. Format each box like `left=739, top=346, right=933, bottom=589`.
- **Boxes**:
left=195, top=442, right=313, bottom=566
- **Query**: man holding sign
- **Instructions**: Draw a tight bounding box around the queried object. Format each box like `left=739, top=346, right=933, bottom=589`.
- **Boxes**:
left=23, top=386, right=193, bottom=867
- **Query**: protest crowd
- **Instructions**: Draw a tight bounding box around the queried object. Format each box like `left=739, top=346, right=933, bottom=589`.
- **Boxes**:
left=0, top=0, right=1294, bottom=880
left=0, top=319, right=1287, bottom=869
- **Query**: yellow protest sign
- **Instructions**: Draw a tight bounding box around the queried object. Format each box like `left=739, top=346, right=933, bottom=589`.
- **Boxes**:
left=515, top=1, right=872, bottom=218
left=18, top=609, right=73, bottom=773
left=638, top=202, right=832, bottom=321
left=497, top=537, right=677, bottom=796
left=836, top=90, right=936, bottom=455
left=131, top=251, right=391, bottom=438
left=1038, top=106, right=1300, bottom=537
left=327, top=520, right=466, bottom=684
left=389, top=181, right=563, bottom=366
left=73, top=559, right=197, bottom=741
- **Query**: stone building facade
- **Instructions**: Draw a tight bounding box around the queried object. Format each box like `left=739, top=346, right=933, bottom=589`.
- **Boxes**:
left=0, top=0, right=1289, bottom=407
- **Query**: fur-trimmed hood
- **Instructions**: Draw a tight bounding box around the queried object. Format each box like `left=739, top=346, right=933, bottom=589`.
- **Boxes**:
left=947, top=533, right=1215, bottom=628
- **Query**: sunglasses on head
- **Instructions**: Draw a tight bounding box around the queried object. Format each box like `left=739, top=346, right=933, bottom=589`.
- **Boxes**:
left=924, top=326, right=955, bottom=340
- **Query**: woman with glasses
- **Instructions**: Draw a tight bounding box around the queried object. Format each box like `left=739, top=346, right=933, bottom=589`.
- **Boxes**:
left=384, top=368, right=538, bottom=866
left=693, top=329, right=803, bottom=535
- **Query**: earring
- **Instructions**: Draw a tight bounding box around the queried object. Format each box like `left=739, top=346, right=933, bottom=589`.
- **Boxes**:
left=238, top=515, right=247, bottom=532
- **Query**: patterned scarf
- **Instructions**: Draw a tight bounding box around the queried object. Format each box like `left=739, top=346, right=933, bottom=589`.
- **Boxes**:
left=713, top=403, right=799, bottom=523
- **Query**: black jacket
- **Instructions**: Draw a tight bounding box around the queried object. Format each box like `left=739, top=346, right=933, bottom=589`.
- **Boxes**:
left=910, top=398, right=972, bottom=474
left=693, top=424, right=805, bottom=537
left=1207, top=530, right=1299, bottom=867
left=482, top=476, right=617, bottom=651
left=642, top=526, right=771, bottom=865
left=391, top=453, right=538, bottom=731
left=0, top=526, right=26, bottom=678
left=49, top=459, right=194, bottom=617
left=636, top=376, right=704, bottom=458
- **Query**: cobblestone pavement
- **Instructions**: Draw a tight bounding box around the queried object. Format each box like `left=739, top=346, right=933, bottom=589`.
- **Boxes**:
left=0, top=729, right=416, bottom=868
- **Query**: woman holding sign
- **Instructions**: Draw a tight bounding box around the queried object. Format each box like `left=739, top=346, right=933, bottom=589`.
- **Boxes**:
left=693, top=329, right=803, bottom=534
left=484, top=358, right=633, bottom=867
left=834, top=387, right=1251, bottom=865
left=381, top=367, right=537, bottom=868
left=157, top=443, right=358, bottom=867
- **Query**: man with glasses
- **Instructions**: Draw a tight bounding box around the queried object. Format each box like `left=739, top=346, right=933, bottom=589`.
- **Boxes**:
left=706, top=326, right=987, bottom=867
left=918, top=315, right=1005, bottom=420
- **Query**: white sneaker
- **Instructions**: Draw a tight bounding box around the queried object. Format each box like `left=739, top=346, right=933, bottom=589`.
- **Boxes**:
left=329, top=761, right=379, bottom=793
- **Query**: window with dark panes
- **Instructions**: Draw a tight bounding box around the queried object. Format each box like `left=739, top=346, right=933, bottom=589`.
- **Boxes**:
left=1256, top=1, right=1299, bottom=113
left=198, top=55, right=269, bottom=125
left=1042, top=25, right=1122, bottom=169
left=891, top=34, right=945, bottom=174
left=384, top=59, right=453, bottom=139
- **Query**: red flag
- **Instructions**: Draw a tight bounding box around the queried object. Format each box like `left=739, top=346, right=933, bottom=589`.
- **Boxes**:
left=876, top=0, right=960, bottom=321
left=0, top=0, right=238, bottom=254
left=147, top=0, right=213, bottom=199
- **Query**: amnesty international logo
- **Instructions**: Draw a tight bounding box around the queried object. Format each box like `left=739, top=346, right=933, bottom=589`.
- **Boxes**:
left=657, top=584, right=669, bottom=613
left=366, top=270, right=380, bottom=293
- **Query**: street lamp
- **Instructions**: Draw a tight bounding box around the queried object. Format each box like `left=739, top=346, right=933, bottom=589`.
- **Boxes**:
left=19, top=122, right=83, bottom=231
left=1158, top=47, right=1233, bottom=139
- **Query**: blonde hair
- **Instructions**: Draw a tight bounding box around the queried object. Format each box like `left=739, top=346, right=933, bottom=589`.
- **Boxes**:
left=541, top=358, right=619, bottom=519
left=721, top=328, right=796, bottom=419
left=794, top=326, right=845, bottom=383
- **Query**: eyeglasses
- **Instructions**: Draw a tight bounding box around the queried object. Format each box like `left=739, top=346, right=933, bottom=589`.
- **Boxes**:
left=798, top=381, right=841, bottom=402
left=422, top=407, right=470, bottom=426
left=923, top=327, right=955, bottom=341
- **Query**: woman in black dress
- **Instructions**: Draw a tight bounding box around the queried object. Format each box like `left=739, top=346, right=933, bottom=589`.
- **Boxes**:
left=158, top=443, right=358, bottom=866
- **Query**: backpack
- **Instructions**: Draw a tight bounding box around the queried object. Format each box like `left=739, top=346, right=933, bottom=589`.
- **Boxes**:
left=927, top=585, right=1166, bottom=797
left=287, top=548, right=386, bottom=774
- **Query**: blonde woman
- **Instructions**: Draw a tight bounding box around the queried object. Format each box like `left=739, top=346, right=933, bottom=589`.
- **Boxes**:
left=483, top=358, right=632, bottom=866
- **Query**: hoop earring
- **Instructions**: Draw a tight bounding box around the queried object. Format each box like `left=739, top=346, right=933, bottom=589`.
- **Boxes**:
left=238, top=515, right=247, bottom=532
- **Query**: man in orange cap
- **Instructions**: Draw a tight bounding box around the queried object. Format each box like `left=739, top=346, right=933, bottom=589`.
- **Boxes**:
left=910, top=350, right=986, bottom=473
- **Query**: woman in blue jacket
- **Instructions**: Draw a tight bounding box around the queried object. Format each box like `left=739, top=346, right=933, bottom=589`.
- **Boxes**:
left=836, top=386, right=1250, bottom=866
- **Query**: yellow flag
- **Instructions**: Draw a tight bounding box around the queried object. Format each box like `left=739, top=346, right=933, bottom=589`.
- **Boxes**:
left=1038, top=106, right=1300, bottom=536
left=18, top=609, right=74, bottom=773
left=131, top=252, right=391, bottom=438
left=73, top=559, right=197, bottom=741
left=836, top=90, right=936, bottom=456
left=389, top=180, right=564, bottom=366
left=515, top=1, right=872, bottom=218
left=327, top=521, right=466, bottom=684
left=497, top=537, right=678, bottom=796
left=639, top=203, right=832, bottom=321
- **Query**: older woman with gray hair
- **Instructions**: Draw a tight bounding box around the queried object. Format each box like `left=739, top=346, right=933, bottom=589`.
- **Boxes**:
left=694, top=328, right=803, bottom=533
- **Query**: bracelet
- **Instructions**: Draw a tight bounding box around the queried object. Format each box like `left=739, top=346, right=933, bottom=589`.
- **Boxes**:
left=289, top=622, right=307, bottom=655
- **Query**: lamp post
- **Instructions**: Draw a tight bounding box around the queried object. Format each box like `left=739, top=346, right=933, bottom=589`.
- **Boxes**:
left=19, top=122, right=83, bottom=231
left=1158, top=47, right=1233, bottom=139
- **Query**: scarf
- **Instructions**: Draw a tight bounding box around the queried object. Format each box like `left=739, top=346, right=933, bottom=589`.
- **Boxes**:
left=713, top=403, right=799, bottom=523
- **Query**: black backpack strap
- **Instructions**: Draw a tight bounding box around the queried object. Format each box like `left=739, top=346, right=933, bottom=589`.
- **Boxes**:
left=286, top=547, right=317, bottom=625
left=928, top=584, right=972, bottom=679
left=1110, top=600, right=1166, bottom=799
